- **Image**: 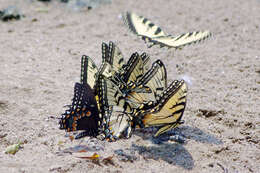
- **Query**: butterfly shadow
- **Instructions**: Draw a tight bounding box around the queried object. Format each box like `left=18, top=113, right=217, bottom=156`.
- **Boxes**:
left=176, top=125, right=223, bottom=145
left=131, top=142, right=194, bottom=170
left=134, top=125, right=223, bottom=145
left=128, top=125, right=223, bottom=169
left=123, top=129, right=192, bottom=169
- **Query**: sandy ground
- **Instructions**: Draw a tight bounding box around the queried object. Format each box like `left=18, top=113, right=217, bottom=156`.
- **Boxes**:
left=0, top=0, right=259, bottom=172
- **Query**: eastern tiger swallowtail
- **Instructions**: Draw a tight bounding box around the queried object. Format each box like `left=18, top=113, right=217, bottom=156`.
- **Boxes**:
left=120, top=52, right=151, bottom=85
left=59, top=55, right=101, bottom=138
left=60, top=52, right=122, bottom=140
left=96, top=75, right=133, bottom=140
left=96, top=42, right=133, bottom=140
left=98, top=41, right=125, bottom=78
left=126, top=59, right=167, bottom=106
left=133, top=80, right=188, bottom=137
left=97, top=41, right=178, bottom=140
left=122, top=11, right=211, bottom=49
left=101, top=41, right=151, bottom=87
left=99, top=42, right=153, bottom=109
left=80, top=55, right=98, bottom=88
left=97, top=54, right=171, bottom=139
left=95, top=42, right=152, bottom=140
left=98, top=45, right=175, bottom=139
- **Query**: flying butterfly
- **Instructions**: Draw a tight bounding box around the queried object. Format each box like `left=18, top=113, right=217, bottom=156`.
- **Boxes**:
left=122, top=11, right=211, bottom=49
left=133, top=80, right=188, bottom=137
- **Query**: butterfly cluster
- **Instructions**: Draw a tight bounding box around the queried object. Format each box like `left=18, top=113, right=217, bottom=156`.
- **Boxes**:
left=59, top=41, right=187, bottom=141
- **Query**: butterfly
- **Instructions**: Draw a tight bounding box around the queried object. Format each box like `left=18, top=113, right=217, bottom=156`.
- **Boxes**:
left=96, top=75, right=133, bottom=140
left=96, top=42, right=152, bottom=140
left=132, top=80, right=188, bottom=137
left=122, top=11, right=211, bottom=49
left=125, top=59, right=167, bottom=107
left=101, top=42, right=151, bottom=89
left=59, top=55, right=101, bottom=138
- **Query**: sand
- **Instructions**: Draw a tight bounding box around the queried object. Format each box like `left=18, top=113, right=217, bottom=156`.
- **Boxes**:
left=0, top=0, right=259, bottom=172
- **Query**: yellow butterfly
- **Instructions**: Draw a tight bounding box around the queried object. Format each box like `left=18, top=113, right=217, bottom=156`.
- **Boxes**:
left=123, top=11, right=211, bottom=49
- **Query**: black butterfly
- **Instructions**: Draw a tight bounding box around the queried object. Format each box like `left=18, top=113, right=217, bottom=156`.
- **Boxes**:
left=59, top=82, right=100, bottom=137
left=59, top=55, right=101, bottom=139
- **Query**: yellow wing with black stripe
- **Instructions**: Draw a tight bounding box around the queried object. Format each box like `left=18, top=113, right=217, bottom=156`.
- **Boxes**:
left=123, top=11, right=167, bottom=38
left=123, top=11, right=211, bottom=49
left=98, top=41, right=125, bottom=77
left=144, top=31, right=211, bottom=49
left=135, top=59, right=167, bottom=99
left=80, top=55, right=98, bottom=89
left=108, top=41, right=125, bottom=71
left=126, top=59, right=167, bottom=107
left=135, top=80, right=187, bottom=137
left=96, top=76, right=132, bottom=140
left=120, top=52, right=150, bottom=85
left=96, top=41, right=154, bottom=140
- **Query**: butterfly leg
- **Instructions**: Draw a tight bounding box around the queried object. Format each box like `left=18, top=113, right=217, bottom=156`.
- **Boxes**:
left=123, top=125, right=133, bottom=139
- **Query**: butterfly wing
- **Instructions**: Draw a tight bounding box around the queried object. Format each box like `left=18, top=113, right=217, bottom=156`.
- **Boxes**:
left=136, top=59, right=167, bottom=99
left=146, top=31, right=212, bottom=49
left=123, top=59, right=167, bottom=110
left=136, top=80, right=187, bottom=137
left=59, top=83, right=100, bottom=136
left=114, top=52, right=151, bottom=87
left=108, top=41, right=126, bottom=71
left=80, top=55, right=98, bottom=88
left=60, top=55, right=100, bottom=137
left=123, top=11, right=211, bottom=49
left=123, top=11, right=167, bottom=38
left=100, top=41, right=151, bottom=85
left=96, top=76, right=132, bottom=140
left=99, top=41, right=126, bottom=78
